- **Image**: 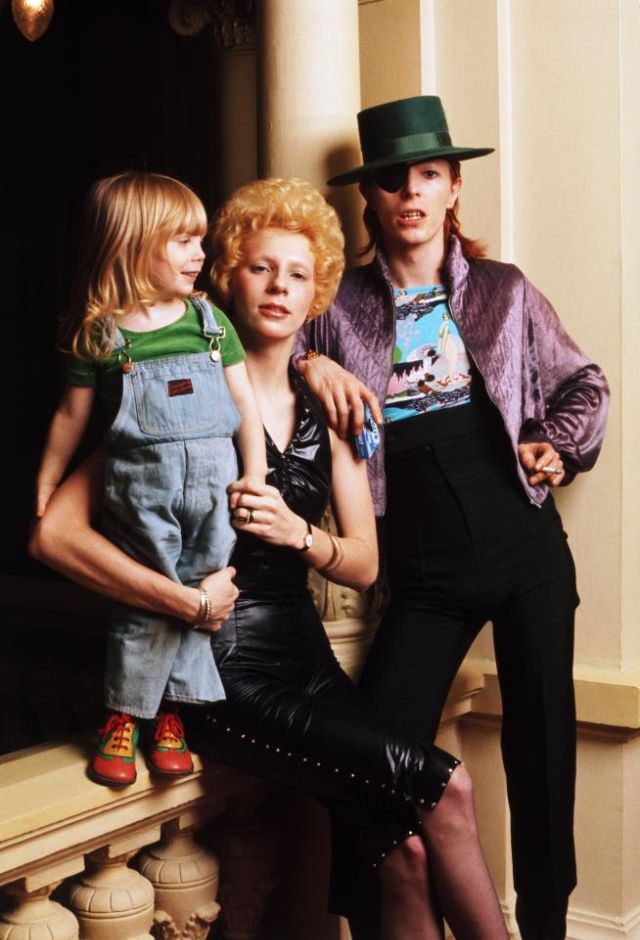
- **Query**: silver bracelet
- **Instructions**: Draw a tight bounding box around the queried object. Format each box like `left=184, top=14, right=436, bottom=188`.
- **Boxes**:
left=192, top=586, right=212, bottom=628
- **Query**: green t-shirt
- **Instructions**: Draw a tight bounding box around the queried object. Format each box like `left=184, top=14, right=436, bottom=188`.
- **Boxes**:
left=65, top=298, right=245, bottom=426
left=65, top=298, right=244, bottom=386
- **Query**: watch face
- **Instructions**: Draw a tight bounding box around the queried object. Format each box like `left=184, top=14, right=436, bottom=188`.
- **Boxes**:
left=304, top=531, right=313, bottom=550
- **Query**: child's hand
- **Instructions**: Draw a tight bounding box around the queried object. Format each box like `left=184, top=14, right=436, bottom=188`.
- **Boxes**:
left=233, top=472, right=266, bottom=492
left=36, top=483, right=58, bottom=518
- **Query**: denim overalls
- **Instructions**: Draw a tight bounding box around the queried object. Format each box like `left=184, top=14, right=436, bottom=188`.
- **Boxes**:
left=102, top=297, right=240, bottom=718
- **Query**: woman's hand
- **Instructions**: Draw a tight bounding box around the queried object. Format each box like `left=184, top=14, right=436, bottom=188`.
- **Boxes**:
left=195, top=566, right=239, bottom=632
left=228, top=479, right=308, bottom=550
left=297, top=354, right=382, bottom=439
left=518, top=441, right=566, bottom=487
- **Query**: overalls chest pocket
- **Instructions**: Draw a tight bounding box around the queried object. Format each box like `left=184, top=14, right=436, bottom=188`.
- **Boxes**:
left=130, top=353, right=237, bottom=439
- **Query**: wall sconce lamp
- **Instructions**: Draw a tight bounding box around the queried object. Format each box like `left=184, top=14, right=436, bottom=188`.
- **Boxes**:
left=11, top=0, right=54, bottom=42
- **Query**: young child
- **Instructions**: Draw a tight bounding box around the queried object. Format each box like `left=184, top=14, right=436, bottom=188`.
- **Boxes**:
left=36, top=171, right=267, bottom=787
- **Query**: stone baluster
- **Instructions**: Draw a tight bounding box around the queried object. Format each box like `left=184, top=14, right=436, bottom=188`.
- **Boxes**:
left=0, top=882, right=79, bottom=940
left=136, top=816, right=221, bottom=940
left=68, top=843, right=156, bottom=940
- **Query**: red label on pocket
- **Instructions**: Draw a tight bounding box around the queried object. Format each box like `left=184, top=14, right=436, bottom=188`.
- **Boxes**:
left=168, top=378, right=194, bottom=397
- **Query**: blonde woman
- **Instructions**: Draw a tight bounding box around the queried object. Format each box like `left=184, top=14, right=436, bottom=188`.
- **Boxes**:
left=35, top=171, right=266, bottom=786
left=32, top=178, right=508, bottom=940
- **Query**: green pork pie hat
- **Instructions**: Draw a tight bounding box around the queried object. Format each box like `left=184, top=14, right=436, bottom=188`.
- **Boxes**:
left=328, top=95, right=494, bottom=186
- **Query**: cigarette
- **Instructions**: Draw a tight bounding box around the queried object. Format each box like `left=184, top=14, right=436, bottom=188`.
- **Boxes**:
left=541, top=465, right=563, bottom=474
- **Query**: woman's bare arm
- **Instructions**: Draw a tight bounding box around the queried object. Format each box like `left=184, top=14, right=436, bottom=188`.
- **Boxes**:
left=29, top=448, right=238, bottom=626
left=325, top=432, right=378, bottom=590
left=227, top=431, right=378, bottom=592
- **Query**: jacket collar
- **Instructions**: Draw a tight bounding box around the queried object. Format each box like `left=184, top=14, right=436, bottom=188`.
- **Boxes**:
left=371, top=234, right=470, bottom=295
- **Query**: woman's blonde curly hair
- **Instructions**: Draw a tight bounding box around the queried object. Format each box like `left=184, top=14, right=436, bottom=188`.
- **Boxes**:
left=210, top=178, right=345, bottom=320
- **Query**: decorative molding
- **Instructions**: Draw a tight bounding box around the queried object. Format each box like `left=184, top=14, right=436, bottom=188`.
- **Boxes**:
left=167, top=0, right=211, bottom=37
left=464, top=656, right=640, bottom=736
left=167, top=0, right=256, bottom=51
left=208, top=0, right=256, bottom=52
left=566, top=903, right=640, bottom=939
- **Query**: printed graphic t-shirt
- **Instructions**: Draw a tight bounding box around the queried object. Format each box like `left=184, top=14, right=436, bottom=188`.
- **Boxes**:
left=384, top=285, right=474, bottom=424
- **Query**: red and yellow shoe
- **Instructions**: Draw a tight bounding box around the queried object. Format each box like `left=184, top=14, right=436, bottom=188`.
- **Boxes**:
left=89, top=712, right=140, bottom=787
left=147, top=711, right=194, bottom=777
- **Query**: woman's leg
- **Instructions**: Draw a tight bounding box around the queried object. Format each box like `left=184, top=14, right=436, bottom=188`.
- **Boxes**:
left=379, top=836, right=443, bottom=940
left=421, top=765, right=508, bottom=940
left=187, top=671, right=507, bottom=938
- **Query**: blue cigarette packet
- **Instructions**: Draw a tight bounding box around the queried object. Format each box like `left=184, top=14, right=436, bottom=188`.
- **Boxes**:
left=353, top=404, right=380, bottom=459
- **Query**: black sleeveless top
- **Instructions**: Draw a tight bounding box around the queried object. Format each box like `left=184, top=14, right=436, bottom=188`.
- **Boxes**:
left=232, top=374, right=332, bottom=598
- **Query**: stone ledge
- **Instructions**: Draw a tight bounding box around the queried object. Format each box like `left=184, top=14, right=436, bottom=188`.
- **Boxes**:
left=0, top=739, right=265, bottom=888
left=0, top=661, right=486, bottom=889
left=466, top=657, right=640, bottom=732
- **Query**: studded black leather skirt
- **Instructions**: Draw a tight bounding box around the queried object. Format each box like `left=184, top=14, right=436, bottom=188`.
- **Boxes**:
left=185, top=586, right=459, bottom=870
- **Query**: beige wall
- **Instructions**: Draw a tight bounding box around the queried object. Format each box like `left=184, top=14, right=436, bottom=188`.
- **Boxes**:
left=359, top=0, right=422, bottom=108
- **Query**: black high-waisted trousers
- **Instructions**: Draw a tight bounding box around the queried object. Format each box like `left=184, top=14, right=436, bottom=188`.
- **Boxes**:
left=361, top=423, right=579, bottom=912
left=185, top=588, right=459, bottom=870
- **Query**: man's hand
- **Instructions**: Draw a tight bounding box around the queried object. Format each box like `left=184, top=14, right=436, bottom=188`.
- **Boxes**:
left=518, top=441, right=565, bottom=487
left=297, top=354, right=382, bottom=439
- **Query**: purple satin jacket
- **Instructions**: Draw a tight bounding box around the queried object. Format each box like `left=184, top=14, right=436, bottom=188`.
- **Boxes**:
left=300, top=236, right=609, bottom=515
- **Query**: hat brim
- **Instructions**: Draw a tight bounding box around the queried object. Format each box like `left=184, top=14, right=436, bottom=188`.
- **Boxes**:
left=327, top=145, right=494, bottom=187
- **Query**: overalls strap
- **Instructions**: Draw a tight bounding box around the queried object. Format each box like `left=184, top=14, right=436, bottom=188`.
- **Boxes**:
left=191, top=295, right=226, bottom=339
left=191, top=296, right=226, bottom=361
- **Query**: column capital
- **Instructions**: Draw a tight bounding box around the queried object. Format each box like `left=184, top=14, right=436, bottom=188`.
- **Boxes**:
left=209, top=0, right=256, bottom=52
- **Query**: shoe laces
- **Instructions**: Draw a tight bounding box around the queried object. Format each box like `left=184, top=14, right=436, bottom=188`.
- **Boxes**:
left=154, top=711, right=185, bottom=745
left=98, top=712, right=136, bottom=752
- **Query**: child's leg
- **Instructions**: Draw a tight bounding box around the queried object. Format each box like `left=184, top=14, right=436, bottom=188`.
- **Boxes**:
left=166, top=437, right=237, bottom=705
left=89, top=709, right=140, bottom=787
left=147, top=703, right=194, bottom=777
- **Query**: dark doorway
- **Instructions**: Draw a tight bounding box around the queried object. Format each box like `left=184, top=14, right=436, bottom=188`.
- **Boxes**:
left=0, top=0, right=221, bottom=751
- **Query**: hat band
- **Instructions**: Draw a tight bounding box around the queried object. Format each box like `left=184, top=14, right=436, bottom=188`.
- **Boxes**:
left=364, top=131, right=452, bottom=162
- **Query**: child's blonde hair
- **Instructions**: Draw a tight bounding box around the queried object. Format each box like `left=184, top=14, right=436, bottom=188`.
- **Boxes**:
left=210, top=178, right=345, bottom=320
left=67, top=171, right=207, bottom=360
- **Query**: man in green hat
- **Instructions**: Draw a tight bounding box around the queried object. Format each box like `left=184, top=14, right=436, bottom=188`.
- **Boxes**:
left=297, top=95, right=609, bottom=939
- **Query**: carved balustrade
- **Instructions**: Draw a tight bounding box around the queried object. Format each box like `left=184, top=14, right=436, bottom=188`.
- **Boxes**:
left=0, top=742, right=278, bottom=940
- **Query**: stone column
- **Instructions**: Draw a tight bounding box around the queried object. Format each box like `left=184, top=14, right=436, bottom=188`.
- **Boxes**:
left=208, top=1, right=258, bottom=200
left=258, top=0, right=363, bottom=261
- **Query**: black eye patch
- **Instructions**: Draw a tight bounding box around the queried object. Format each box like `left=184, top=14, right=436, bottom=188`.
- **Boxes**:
left=371, top=164, right=409, bottom=193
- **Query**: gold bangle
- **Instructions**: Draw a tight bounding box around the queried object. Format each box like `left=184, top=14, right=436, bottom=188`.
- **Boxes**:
left=320, top=533, right=344, bottom=574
